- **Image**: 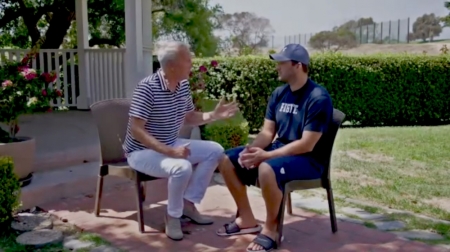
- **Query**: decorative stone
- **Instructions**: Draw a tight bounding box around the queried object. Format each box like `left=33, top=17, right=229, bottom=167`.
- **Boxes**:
left=11, top=213, right=53, bottom=232
left=90, top=245, right=120, bottom=252
left=391, top=230, right=444, bottom=240
left=63, top=235, right=95, bottom=250
left=293, top=197, right=329, bottom=212
left=16, top=229, right=63, bottom=247
left=373, top=221, right=405, bottom=231
left=341, top=207, right=386, bottom=221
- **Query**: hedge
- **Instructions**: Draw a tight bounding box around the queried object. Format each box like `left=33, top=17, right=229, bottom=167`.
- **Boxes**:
left=193, top=53, right=450, bottom=131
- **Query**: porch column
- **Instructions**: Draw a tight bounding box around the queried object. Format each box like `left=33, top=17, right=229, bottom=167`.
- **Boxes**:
left=124, top=0, right=153, bottom=98
left=75, top=0, right=91, bottom=109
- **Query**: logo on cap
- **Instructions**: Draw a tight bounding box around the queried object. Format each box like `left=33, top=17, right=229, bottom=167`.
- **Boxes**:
left=282, top=46, right=287, bottom=52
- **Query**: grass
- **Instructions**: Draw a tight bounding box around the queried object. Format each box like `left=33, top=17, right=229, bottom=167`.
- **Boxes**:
left=332, top=126, right=450, bottom=221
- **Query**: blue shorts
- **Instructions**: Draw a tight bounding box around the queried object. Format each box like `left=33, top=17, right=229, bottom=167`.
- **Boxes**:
left=225, top=141, right=323, bottom=191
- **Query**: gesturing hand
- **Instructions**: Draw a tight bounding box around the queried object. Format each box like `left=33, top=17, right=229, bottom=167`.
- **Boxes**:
left=169, top=143, right=191, bottom=159
left=240, top=147, right=269, bottom=169
left=212, top=97, right=239, bottom=120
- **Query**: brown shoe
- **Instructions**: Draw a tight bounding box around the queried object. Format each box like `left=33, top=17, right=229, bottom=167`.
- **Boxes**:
left=183, top=207, right=214, bottom=225
left=165, top=214, right=183, bottom=240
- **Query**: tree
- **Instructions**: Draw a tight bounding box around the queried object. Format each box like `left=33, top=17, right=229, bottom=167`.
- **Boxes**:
left=0, top=0, right=222, bottom=56
left=441, top=1, right=450, bottom=26
left=410, top=13, right=442, bottom=42
left=219, top=12, right=274, bottom=55
left=309, top=29, right=357, bottom=51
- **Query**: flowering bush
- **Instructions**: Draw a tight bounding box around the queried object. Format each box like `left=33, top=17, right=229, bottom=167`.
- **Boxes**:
left=188, top=60, right=219, bottom=111
left=0, top=54, right=62, bottom=143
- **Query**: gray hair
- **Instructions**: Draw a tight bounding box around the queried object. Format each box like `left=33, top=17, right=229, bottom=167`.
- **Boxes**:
left=157, top=41, right=190, bottom=68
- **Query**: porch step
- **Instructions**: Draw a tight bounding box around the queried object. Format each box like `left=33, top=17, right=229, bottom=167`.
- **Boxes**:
left=20, top=162, right=129, bottom=210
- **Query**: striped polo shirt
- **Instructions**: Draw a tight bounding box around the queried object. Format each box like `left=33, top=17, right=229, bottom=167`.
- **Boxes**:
left=123, top=69, right=195, bottom=155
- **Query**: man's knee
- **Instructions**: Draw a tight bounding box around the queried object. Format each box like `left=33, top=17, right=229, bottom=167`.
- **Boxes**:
left=205, top=140, right=225, bottom=159
left=258, top=162, right=276, bottom=181
left=218, top=154, right=235, bottom=173
left=171, top=159, right=193, bottom=177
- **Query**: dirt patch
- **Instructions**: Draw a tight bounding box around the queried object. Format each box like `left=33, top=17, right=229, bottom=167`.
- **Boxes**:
left=332, top=169, right=385, bottom=186
left=423, top=198, right=450, bottom=212
left=341, top=43, right=447, bottom=55
left=346, top=150, right=394, bottom=163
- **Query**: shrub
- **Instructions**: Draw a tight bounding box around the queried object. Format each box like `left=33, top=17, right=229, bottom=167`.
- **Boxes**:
left=0, top=157, right=21, bottom=233
left=203, top=121, right=249, bottom=150
left=193, top=53, right=450, bottom=130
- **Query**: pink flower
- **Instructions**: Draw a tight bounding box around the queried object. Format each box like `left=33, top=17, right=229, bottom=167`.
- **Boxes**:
left=189, top=72, right=193, bottom=78
left=42, top=72, right=57, bottom=84
left=199, top=65, right=207, bottom=73
left=20, top=68, right=37, bottom=81
left=211, top=60, right=218, bottom=67
left=55, top=90, right=63, bottom=97
left=42, top=89, right=47, bottom=96
left=2, top=80, right=13, bottom=89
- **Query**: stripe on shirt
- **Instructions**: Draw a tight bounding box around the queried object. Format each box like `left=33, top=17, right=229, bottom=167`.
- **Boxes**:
left=123, top=69, right=195, bottom=155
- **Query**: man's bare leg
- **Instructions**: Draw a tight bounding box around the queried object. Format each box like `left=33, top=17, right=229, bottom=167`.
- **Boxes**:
left=218, top=155, right=258, bottom=229
left=247, top=162, right=282, bottom=251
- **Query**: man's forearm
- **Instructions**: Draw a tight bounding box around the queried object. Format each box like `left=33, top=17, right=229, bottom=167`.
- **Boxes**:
left=249, top=131, right=274, bottom=149
left=266, top=139, right=311, bottom=159
left=184, top=111, right=216, bottom=126
left=131, top=127, right=173, bottom=155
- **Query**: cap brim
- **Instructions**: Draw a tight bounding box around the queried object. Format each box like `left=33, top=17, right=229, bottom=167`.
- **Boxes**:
left=269, top=53, right=290, bottom=62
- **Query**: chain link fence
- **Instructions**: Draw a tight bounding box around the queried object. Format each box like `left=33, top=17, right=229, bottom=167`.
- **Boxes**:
left=277, top=18, right=411, bottom=49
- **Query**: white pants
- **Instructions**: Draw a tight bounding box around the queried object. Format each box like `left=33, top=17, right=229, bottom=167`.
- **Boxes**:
left=127, top=138, right=224, bottom=218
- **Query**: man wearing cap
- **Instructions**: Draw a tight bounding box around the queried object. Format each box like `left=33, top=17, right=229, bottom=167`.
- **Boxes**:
left=215, top=44, right=333, bottom=251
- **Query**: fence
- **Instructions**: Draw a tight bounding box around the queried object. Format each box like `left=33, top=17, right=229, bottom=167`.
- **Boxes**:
left=0, top=48, right=126, bottom=108
left=278, top=17, right=411, bottom=49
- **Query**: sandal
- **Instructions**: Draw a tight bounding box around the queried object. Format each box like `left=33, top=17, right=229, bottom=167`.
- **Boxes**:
left=246, top=233, right=278, bottom=252
left=216, top=221, right=262, bottom=236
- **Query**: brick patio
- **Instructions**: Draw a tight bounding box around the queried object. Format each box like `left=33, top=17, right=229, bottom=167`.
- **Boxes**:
left=41, top=179, right=444, bottom=252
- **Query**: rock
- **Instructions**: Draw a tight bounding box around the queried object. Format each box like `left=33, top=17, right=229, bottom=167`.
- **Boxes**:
left=90, top=245, right=120, bottom=252
left=63, top=235, right=95, bottom=250
left=11, top=213, right=53, bottom=232
left=391, top=230, right=444, bottom=240
left=373, top=221, right=405, bottom=231
left=341, top=207, right=386, bottom=221
left=336, top=214, right=364, bottom=225
left=293, top=197, right=329, bottom=211
left=16, top=229, right=63, bottom=247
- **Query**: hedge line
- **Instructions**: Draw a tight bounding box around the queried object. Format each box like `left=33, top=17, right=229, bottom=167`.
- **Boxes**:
left=193, top=53, right=450, bottom=131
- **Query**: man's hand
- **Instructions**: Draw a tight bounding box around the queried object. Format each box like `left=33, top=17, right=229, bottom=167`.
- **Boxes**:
left=240, top=147, right=269, bottom=169
left=211, top=98, right=239, bottom=120
left=168, top=143, right=191, bottom=159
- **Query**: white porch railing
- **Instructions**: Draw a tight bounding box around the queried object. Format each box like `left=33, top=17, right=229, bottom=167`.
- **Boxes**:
left=85, top=49, right=126, bottom=104
left=0, top=48, right=126, bottom=108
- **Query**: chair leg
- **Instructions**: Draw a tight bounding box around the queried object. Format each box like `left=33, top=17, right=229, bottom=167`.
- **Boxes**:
left=276, top=190, right=288, bottom=245
left=286, top=192, right=293, bottom=215
left=141, top=182, right=146, bottom=202
left=135, top=175, right=145, bottom=233
left=94, top=175, right=104, bottom=217
left=326, top=187, right=338, bottom=233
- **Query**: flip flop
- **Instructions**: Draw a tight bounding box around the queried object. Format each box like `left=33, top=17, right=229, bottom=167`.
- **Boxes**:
left=246, top=233, right=278, bottom=252
left=216, top=221, right=262, bottom=236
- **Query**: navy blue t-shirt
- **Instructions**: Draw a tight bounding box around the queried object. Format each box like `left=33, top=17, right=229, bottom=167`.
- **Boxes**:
left=265, top=79, right=333, bottom=165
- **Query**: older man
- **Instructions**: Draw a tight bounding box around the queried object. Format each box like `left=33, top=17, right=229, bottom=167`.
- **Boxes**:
left=123, top=41, right=238, bottom=241
left=216, top=44, right=334, bottom=252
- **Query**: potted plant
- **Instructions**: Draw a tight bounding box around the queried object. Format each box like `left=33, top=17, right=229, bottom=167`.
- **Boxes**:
left=0, top=53, right=62, bottom=187
left=188, top=60, right=220, bottom=139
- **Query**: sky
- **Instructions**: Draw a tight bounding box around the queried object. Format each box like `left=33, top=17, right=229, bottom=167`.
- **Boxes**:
left=210, top=0, right=449, bottom=47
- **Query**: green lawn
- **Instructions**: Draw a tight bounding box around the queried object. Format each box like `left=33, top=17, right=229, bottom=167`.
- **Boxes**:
left=332, top=126, right=450, bottom=220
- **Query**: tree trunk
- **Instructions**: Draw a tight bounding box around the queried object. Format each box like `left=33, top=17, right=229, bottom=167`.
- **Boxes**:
left=40, top=11, right=75, bottom=49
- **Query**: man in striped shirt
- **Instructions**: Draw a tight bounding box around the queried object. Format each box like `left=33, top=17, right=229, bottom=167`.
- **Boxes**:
left=124, top=41, right=238, bottom=241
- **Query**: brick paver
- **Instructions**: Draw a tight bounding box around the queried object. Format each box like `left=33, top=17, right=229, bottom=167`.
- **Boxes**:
left=41, top=179, right=445, bottom=252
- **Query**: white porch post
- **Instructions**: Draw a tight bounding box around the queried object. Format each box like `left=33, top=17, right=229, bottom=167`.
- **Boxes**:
left=124, top=0, right=152, bottom=98
left=75, top=0, right=91, bottom=109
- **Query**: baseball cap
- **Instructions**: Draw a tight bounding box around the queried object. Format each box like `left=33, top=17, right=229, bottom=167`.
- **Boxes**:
left=269, top=43, right=310, bottom=65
